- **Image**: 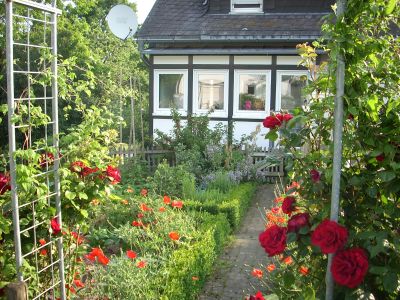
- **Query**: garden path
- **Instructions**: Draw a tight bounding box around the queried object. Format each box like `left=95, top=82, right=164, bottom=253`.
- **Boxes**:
left=199, top=184, right=274, bottom=300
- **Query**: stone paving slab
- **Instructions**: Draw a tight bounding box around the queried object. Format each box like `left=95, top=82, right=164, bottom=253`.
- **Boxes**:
left=199, top=185, right=275, bottom=300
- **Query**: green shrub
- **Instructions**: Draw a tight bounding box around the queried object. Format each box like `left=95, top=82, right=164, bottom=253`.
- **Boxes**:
left=184, top=183, right=257, bottom=230
left=150, top=161, right=195, bottom=198
left=206, top=171, right=235, bottom=193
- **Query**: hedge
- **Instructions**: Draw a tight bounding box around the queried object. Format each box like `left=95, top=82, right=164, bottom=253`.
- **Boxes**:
left=184, top=182, right=257, bottom=230
left=159, top=213, right=231, bottom=299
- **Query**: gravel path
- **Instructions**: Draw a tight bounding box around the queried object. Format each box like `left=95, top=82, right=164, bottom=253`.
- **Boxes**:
left=198, top=184, right=275, bottom=300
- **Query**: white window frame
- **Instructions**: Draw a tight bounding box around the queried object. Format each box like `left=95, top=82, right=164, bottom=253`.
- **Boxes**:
left=154, top=69, right=188, bottom=116
left=233, top=69, right=271, bottom=119
left=231, top=0, right=263, bottom=14
left=193, top=69, right=229, bottom=118
left=275, top=70, right=309, bottom=112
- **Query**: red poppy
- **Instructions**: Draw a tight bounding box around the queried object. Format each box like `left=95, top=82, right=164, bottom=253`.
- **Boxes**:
left=73, top=279, right=85, bottom=288
left=126, top=250, right=137, bottom=259
left=86, top=248, right=109, bottom=266
left=266, top=264, right=275, bottom=272
left=171, top=200, right=183, bottom=209
left=248, top=291, right=265, bottom=300
left=0, top=172, right=11, bottom=195
left=51, top=217, right=61, bottom=235
left=140, top=189, right=148, bottom=197
left=169, top=231, right=180, bottom=241
left=140, top=203, right=152, bottom=212
left=137, top=260, right=147, bottom=268
left=163, top=195, right=171, bottom=204
left=251, top=268, right=263, bottom=278
left=65, top=284, right=76, bottom=294
left=132, top=220, right=144, bottom=227
left=299, top=266, right=309, bottom=276
left=159, top=207, right=166, bottom=212
left=39, top=239, right=47, bottom=256
left=271, top=207, right=280, bottom=214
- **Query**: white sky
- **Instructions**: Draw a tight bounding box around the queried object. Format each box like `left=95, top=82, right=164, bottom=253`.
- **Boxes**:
left=130, top=0, right=156, bottom=24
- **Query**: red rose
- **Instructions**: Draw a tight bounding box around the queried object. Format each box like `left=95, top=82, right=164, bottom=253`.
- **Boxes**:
left=259, top=225, right=287, bottom=257
left=331, top=248, right=369, bottom=288
left=310, top=169, right=321, bottom=183
left=287, top=213, right=309, bottom=233
left=263, top=115, right=282, bottom=129
left=51, top=217, right=61, bottom=235
left=82, top=166, right=99, bottom=177
left=106, top=165, right=121, bottom=185
left=281, top=196, right=296, bottom=214
left=0, top=172, right=11, bottom=195
left=282, top=113, right=293, bottom=122
left=375, top=154, right=385, bottom=162
left=70, top=161, right=86, bottom=174
left=311, top=219, right=348, bottom=254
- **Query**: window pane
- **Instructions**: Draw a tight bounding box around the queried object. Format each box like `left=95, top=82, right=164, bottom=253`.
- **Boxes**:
left=198, top=74, right=225, bottom=110
left=280, top=75, right=306, bottom=110
left=239, top=74, right=266, bottom=111
left=159, top=74, right=184, bottom=109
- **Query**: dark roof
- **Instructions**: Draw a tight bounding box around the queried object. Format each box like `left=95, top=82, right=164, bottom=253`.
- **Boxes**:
left=137, top=0, right=333, bottom=42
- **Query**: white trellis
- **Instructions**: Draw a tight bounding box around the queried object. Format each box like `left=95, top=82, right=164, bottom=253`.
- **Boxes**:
left=6, top=0, right=66, bottom=299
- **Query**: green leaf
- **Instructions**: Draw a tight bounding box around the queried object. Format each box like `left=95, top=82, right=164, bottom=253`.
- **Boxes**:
left=299, top=226, right=310, bottom=235
left=78, top=192, right=88, bottom=200
left=369, top=265, right=388, bottom=275
left=385, top=0, right=398, bottom=15
left=286, top=232, right=297, bottom=244
left=65, top=191, right=77, bottom=200
left=303, top=286, right=316, bottom=300
left=283, top=272, right=295, bottom=287
left=379, top=171, right=396, bottom=182
left=265, top=130, right=278, bottom=141
left=80, top=209, right=89, bottom=218
left=382, top=272, right=398, bottom=293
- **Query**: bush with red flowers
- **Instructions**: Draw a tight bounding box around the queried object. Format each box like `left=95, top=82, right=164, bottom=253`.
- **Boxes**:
left=259, top=225, right=287, bottom=257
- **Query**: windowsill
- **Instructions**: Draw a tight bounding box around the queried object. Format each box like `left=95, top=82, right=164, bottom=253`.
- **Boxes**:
left=153, top=109, right=187, bottom=116
left=233, top=110, right=268, bottom=119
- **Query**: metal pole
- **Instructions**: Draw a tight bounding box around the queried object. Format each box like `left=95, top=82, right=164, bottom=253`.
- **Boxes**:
left=129, top=76, right=137, bottom=156
left=6, top=0, right=24, bottom=282
left=51, top=2, right=66, bottom=298
left=325, top=1, right=346, bottom=299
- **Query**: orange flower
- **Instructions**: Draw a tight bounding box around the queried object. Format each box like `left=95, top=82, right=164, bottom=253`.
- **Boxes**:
left=126, top=188, right=134, bottom=193
left=283, top=256, right=293, bottom=265
left=266, top=264, right=276, bottom=272
left=91, top=199, right=100, bottom=206
left=274, top=196, right=284, bottom=203
left=121, top=199, right=129, bottom=205
left=266, top=212, right=278, bottom=223
left=73, top=279, right=85, bottom=288
left=163, top=195, right=171, bottom=204
left=140, top=189, right=148, bottom=197
left=251, top=268, right=263, bottom=278
left=137, top=260, right=147, bottom=268
left=169, top=231, right=180, bottom=241
left=171, top=200, right=183, bottom=209
left=271, top=207, right=280, bottom=214
left=140, top=203, right=152, bottom=212
left=276, top=217, right=286, bottom=224
left=159, top=207, right=166, bottom=212
left=97, top=254, right=110, bottom=266
left=39, top=239, right=47, bottom=256
left=192, top=276, right=199, bottom=281
left=126, top=250, right=137, bottom=259
left=299, top=266, right=309, bottom=276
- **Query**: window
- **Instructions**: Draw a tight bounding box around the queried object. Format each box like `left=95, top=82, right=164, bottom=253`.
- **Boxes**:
left=193, top=70, right=229, bottom=117
left=233, top=70, right=271, bottom=118
left=231, top=0, right=263, bottom=13
left=276, top=71, right=308, bottom=111
left=154, top=70, right=188, bottom=115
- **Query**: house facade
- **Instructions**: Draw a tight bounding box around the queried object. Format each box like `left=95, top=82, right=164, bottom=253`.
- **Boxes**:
left=137, top=0, right=334, bottom=147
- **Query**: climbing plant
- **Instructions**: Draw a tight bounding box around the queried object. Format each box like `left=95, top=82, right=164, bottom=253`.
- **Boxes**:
left=257, top=0, right=400, bottom=299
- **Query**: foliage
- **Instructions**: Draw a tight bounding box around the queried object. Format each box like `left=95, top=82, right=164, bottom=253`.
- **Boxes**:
left=255, top=1, right=400, bottom=299
left=185, top=183, right=257, bottom=230
left=150, top=161, right=196, bottom=198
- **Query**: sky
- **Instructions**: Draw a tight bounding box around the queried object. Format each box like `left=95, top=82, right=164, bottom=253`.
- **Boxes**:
left=130, top=0, right=156, bottom=24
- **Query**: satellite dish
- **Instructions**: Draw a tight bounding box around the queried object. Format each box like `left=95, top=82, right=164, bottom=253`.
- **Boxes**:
left=106, top=4, right=138, bottom=40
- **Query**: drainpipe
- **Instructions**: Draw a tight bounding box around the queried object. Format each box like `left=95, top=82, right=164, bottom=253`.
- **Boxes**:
left=325, top=0, right=346, bottom=299
left=138, top=40, right=151, bottom=68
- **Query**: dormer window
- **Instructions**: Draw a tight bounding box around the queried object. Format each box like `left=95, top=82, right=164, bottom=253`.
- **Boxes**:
left=231, top=0, right=263, bottom=14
